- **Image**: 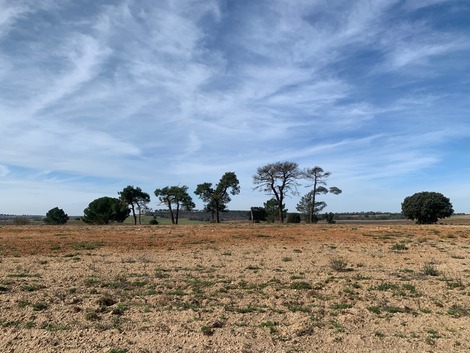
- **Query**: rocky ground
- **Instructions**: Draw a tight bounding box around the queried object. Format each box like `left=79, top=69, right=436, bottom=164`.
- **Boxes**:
left=1, top=222, right=469, bottom=352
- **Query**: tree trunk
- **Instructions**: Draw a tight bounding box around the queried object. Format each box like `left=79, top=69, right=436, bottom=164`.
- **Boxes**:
left=310, top=178, right=318, bottom=224
left=167, top=201, right=175, bottom=224
left=216, top=200, right=220, bottom=223
left=131, top=204, right=137, bottom=225
left=137, top=204, right=142, bottom=224
left=175, top=203, right=180, bottom=224
left=278, top=197, right=284, bottom=223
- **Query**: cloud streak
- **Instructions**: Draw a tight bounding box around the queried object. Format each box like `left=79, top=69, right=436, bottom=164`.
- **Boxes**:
left=0, top=0, right=469, bottom=215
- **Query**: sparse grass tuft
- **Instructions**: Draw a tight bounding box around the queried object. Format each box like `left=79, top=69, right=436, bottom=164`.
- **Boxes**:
left=448, top=304, right=470, bottom=318
left=112, top=303, right=128, bottom=316
left=32, top=301, right=48, bottom=311
left=329, top=257, right=348, bottom=272
left=201, top=325, right=215, bottom=336
left=108, top=349, right=128, bottom=353
left=422, top=263, right=439, bottom=276
left=391, top=243, right=407, bottom=251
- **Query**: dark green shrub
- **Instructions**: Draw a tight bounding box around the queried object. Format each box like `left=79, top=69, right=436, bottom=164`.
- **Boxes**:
left=287, top=213, right=301, bottom=223
left=44, top=207, right=69, bottom=225
left=401, top=191, right=453, bottom=224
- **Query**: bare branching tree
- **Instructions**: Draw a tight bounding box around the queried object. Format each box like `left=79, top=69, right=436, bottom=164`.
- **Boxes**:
left=253, top=161, right=301, bottom=223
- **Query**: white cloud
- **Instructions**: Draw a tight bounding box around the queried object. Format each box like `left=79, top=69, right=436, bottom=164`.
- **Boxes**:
left=0, top=0, right=469, bottom=214
left=0, top=2, right=27, bottom=38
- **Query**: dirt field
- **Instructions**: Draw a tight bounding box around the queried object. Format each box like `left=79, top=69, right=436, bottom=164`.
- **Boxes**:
left=1, top=222, right=469, bottom=352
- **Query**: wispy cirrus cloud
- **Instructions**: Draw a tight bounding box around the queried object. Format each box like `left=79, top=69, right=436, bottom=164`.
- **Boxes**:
left=0, top=0, right=469, bottom=214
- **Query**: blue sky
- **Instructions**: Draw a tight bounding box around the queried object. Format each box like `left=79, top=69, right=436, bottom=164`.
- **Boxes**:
left=1, top=0, right=470, bottom=216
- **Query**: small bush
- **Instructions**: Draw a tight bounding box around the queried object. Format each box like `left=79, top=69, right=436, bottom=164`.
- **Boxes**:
left=422, top=263, right=439, bottom=276
left=287, top=213, right=301, bottom=223
left=391, top=243, right=407, bottom=251
left=329, top=257, right=348, bottom=272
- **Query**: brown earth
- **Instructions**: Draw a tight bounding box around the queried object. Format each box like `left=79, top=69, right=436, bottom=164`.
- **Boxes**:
left=1, top=223, right=469, bottom=352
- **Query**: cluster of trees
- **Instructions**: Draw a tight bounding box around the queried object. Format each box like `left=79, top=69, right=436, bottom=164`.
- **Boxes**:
left=253, top=162, right=341, bottom=223
left=40, top=161, right=456, bottom=226
left=79, top=171, right=241, bottom=225
left=43, top=162, right=342, bottom=225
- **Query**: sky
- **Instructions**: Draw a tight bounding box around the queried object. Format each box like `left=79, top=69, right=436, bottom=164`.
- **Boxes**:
left=1, top=0, right=470, bottom=216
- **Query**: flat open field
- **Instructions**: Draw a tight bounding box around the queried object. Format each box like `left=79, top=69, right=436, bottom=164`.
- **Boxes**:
left=1, top=223, right=470, bottom=352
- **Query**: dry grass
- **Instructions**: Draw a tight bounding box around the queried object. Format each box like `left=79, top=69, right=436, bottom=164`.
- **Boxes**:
left=0, top=223, right=469, bottom=352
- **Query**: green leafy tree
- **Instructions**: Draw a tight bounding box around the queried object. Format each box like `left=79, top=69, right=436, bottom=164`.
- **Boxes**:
left=401, top=191, right=454, bottom=224
left=253, top=161, right=301, bottom=223
left=118, top=186, right=151, bottom=225
left=82, top=197, right=129, bottom=224
left=324, top=212, right=336, bottom=224
left=302, top=166, right=342, bottom=223
left=264, top=198, right=287, bottom=223
left=249, top=207, right=267, bottom=223
left=43, top=207, right=69, bottom=224
left=154, top=185, right=195, bottom=224
left=296, top=191, right=327, bottom=223
left=195, top=172, right=240, bottom=223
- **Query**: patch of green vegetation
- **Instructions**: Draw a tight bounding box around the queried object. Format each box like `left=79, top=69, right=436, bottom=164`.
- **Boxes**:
left=24, top=321, right=35, bottom=329
left=374, top=282, right=400, bottom=291
left=287, top=305, right=311, bottom=313
left=201, top=325, right=215, bottom=336
left=380, top=231, right=405, bottom=239
left=21, top=284, right=45, bottom=292
left=375, top=331, right=385, bottom=338
left=17, top=300, right=30, bottom=308
left=330, top=319, right=344, bottom=333
left=44, top=323, right=68, bottom=331
left=367, top=305, right=407, bottom=315
left=112, top=303, right=128, bottom=316
left=71, top=241, right=103, bottom=250
left=84, top=276, right=102, bottom=287
left=391, top=243, right=407, bottom=251
left=448, top=304, right=469, bottom=318
left=85, top=310, right=101, bottom=321
left=32, top=301, right=49, bottom=311
left=259, top=321, right=278, bottom=333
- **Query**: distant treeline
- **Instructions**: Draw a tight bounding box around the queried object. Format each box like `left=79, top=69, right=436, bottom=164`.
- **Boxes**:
left=153, top=210, right=409, bottom=222
left=334, top=212, right=406, bottom=221
left=1, top=211, right=465, bottom=225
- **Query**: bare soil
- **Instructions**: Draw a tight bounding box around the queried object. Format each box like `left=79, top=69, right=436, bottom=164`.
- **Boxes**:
left=1, top=223, right=469, bottom=352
